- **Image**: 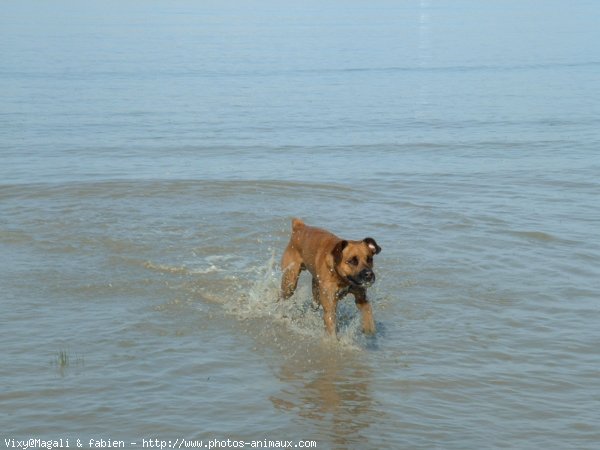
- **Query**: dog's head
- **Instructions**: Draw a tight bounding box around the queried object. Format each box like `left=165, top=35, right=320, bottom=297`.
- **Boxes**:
left=332, top=237, right=381, bottom=288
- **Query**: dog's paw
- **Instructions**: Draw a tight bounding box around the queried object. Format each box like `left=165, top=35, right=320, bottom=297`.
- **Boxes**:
left=362, top=322, right=376, bottom=335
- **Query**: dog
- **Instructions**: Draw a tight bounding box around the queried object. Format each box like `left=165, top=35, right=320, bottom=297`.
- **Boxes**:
left=280, top=218, right=381, bottom=337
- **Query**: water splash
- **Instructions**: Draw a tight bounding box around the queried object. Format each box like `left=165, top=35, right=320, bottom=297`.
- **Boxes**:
left=221, top=252, right=367, bottom=349
left=144, top=260, right=221, bottom=275
left=149, top=251, right=370, bottom=349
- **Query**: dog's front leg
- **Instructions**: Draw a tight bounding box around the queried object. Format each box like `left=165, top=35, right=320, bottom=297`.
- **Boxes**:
left=351, top=287, right=376, bottom=334
left=311, top=277, right=321, bottom=310
left=319, top=283, right=337, bottom=337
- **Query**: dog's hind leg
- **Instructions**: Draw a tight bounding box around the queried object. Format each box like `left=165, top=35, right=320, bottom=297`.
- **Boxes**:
left=280, top=246, right=302, bottom=300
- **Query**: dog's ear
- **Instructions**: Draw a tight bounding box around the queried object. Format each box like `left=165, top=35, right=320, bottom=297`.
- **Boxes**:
left=332, top=240, right=349, bottom=265
left=363, top=237, right=381, bottom=254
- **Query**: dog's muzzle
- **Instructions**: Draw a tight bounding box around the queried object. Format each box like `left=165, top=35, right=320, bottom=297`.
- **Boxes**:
left=348, top=269, right=376, bottom=287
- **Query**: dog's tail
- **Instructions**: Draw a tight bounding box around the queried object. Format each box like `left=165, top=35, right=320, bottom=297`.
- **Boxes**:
left=291, top=217, right=305, bottom=231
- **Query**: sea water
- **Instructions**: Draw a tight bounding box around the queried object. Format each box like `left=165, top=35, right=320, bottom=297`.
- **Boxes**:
left=1, top=1, right=599, bottom=448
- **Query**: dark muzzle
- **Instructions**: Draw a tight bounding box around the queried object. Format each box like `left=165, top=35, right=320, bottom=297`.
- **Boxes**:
left=349, top=269, right=376, bottom=287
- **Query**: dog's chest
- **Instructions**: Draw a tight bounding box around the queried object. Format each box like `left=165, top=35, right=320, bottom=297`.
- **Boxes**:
left=336, top=285, right=350, bottom=299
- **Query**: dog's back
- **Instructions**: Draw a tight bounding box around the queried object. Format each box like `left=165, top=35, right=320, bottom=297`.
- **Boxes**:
left=288, top=218, right=339, bottom=272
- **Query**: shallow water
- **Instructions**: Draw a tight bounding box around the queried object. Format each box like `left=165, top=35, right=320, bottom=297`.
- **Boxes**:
left=2, top=1, right=600, bottom=449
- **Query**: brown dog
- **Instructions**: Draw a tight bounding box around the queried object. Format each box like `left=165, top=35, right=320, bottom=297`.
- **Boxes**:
left=280, top=218, right=381, bottom=337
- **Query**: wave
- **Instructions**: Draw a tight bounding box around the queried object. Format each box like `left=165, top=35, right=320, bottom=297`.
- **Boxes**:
left=0, top=178, right=356, bottom=201
left=5, top=60, right=599, bottom=80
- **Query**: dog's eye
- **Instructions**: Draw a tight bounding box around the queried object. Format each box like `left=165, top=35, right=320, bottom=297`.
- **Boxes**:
left=347, top=257, right=358, bottom=266
left=367, top=256, right=373, bottom=264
